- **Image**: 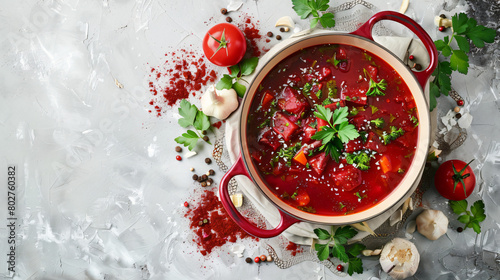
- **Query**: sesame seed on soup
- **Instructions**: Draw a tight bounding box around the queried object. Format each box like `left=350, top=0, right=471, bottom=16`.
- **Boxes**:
left=247, top=44, right=419, bottom=216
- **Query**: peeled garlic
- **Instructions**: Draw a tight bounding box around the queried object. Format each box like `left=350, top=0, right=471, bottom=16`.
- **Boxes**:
left=275, top=16, right=295, bottom=29
left=230, top=193, right=243, bottom=208
left=380, top=238, right=420, bottom=280
left=416, top=209, right=448, bottom=241
left=201, top=85, right=239, bottom=120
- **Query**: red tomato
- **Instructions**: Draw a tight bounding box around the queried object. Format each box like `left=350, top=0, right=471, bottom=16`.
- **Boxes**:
left=434, top=160, right=476, bottom=201
left=202, top=23, right=246, bottom=67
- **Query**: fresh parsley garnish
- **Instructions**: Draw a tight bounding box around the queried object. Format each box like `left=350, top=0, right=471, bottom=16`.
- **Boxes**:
left=345, top=150, right=374, bottom=170
left=381, top=126, right=404, bottom=145
left=411, top=115, right=419, bottom=127
left=292, top=0, right=335, bottom=29
left=216, top=57, right=259, bottom=98
left=313, top=226, right=365, bottom=276
left=370, top=117, right=385, bottom=128
left=174, top=99, right=212, bottom=150
left=429, top=13, right=496, bottom=111
left=277, top=142, right=301, bottom=166
left=369, top=105, right=379, bottom=114
left=449, top=199, right=486, bottom=234
left=365, top=69, right=387, bottom=97
left=311, top=105, right=359, bottom=162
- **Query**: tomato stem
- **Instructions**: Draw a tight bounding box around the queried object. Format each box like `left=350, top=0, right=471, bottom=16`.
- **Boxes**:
left=208, top=29, right=230, bottom=59
left=452, top=159, right=474, bottom=196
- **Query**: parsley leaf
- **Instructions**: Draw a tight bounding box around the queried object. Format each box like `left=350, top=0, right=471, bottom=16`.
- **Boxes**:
left=429, top=13, right=496, bottom=111
left=292, top=0, right=335, bottom=29
left=216, top=57, right=259, bottom=97
left=364, top=68, right=387, bottom=96
left=449, top=199, right=486, bottom=234
left=174, top=100, right=212, bottom=150
left=370, top=117, right=385, bottom=128
left=312, top=105, right=359, bottom=161
left=313, top=226, right=364, bottom=276
left=345, top=150, right=373, bottom=170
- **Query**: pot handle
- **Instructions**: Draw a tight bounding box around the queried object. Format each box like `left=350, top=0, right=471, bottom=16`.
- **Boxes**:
left=350, top=11, right=438, bottom=88
left=219, top=154, right=300, bottom=238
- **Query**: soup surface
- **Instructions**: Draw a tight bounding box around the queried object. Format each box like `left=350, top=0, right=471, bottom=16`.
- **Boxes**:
left=246, top=44, right=419, bottom=215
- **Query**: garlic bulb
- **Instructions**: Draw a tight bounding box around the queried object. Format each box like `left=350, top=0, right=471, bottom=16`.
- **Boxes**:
left=416, top=209, right=449, bottom=241
left=201, top=85, right=239, bottom=120
left=380, top=238, right=420, bottom=280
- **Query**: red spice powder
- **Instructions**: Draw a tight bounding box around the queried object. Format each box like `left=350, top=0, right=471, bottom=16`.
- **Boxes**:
left=148, top=49, right=217, bottom=116
left=238, top=17, right=264, bottom=58
left=286, top=241, right=303, bottom=256
left=185, top=189, right=257, bottom=256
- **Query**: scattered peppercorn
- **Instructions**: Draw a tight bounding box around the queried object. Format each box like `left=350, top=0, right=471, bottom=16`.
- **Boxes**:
left=409, top=55, right=415, bottom=61
left=336, top=264, right=344, bottom=272
left=197, top=176, right=203, bottom=182
left=208, top=169, right=215, bottom=176
left=202, top=135, right=210, bottom=142
left=207, top=178, right=214, bottom=184
left=254, top=257, right=261, bottom=263
left=176, top=155, right=182, bottom=161
left=439, top=14, right=446, bottom=18
left=184, top=201, right=189, bottom=207
left=414, top=63, right=422, bottom=71
left=457, top=99, right=464, bottom=106
left=456, top=113, right=462, bottom=119
left=266, top=255, right=273, bottom=262
left=190, top=167, right=195, bottom=172
left=201, top=174, right=208, bottom=181
left=266, top=31, right=273, bottom=37
left=260, top=255, right=266, bottom=262
left=245, top=257, right=252, bottom=263
left=175, top=146, right=182, bottom=152
left=192, top=174, right=199, bottom=181
left=457, top=227, right=464, bottom=232
left=280, top=27, right=286, bottom=32
left=201, top=181, right=208, bottom=187
left=226, top=16, right=232, bottom=23
left=438, top=26, right=445, bottom=32
left=205, top=158, right=212, bottom=164
left=220, top=8, right=228, bottom=14
left=202, top=130, right=207, bottom=135
left=206, top=181, right=212, bottom=186
left=276, top=35, right=282, bottom=40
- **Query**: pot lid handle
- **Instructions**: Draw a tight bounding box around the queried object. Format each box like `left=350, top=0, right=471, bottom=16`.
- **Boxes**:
left=350, top=11, right=438, bottom=89
left=219, top=154, right=300, bottom=238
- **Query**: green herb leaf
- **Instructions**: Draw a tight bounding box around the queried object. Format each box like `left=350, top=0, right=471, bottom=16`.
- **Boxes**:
left=347, top=257, right=363, bottom=276
left=315, top=243, right=331, bottom=261
left=292, top=0, right=313, bottom=19
left=450, top=49, right=469, bottom=74
left=365, top=69, right=387, bottom=97
left=471, top=200, right=486, bottom=222
left=239, top=57, right=259, bottom=76
left=449, top=199, right=486, bottom=234
left=454, top=35, right=470, bottom=53
left=319, top=13, right=335, bottom=28
left=370, top=117, right=385, bottom=128
left=381, top=126, right=405, bottom=145
left=452, top=13, right=469, bottom=34
left=174, top=130, right=199, bottom=151
left=314, top=228, right=332, bottom=240
left=449, top=199, right=468, bottom=215
left=458, top=214, right=470, bottom=224
left=194, top=110, right=211, bottom=132
left=333, top=226, right=358, bottom=245
left=331, top=106, right=349, bottom=126
left=178, top=99, right=198, bottom=128
left=345, top=151, right=373, bottom=170
left=229, top=65, right=240, bottom=78
left=347, top=243, right=366, bottom=257
left=435, top=39, right=453, bottom=57
left=292, top=0, right=335, bottom=29
left=465, top=20, right=497, bottom=48
left=331, top=243, right=349, bottom=262
left=232, top=82, right=247, bottom=98
left=216, top=74, right=234, bottom=90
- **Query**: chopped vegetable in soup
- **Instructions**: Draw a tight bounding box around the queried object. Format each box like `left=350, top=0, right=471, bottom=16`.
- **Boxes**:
left=247, top=44, right=419, bottom=215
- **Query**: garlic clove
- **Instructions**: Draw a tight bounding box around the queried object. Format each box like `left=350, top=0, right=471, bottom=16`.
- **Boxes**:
left=380, top=238, right=420, bottom=280
left=416, top=209, right=449, bottom=241
left=434, top=16, right=452, bottom=28
left=275, top=16, right=295, bottom=29
left=230, top=193, right=243, bottom=208
left=201, top=85, right=239, bottom=120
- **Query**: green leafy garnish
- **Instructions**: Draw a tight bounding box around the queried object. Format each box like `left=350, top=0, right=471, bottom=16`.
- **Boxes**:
left=292, top=0, right=335, bottom=29
left=449, top=199, right=486, bottom=234
left=345, top=150, right=374, bottom=170
left=311, top=105, right=360, bottom=162
left=216, top=57, right=259, bottom=97
left=366, top=78, right=387, bottom=96
left=370, top=105, right=379, bottom=114
left=411, top=115, right=419, bottom=127
left=381, top=126, right=404, bottom=145
left=313, top=226, right=365, bottom=276
left=277, top=142, right=301, bottom=166
left=370, top=117, right=385, bottom=128
left=430, top=13, right=496, bottom=111
left=174, top=100, right=212, bottom=150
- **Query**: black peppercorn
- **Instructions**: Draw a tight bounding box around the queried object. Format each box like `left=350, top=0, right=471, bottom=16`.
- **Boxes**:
left=280, top=27, right=285, bottom=32
left=205, top=158, right=212, bottom=164
left=201, top=181, right=207, bottom=187
left=202, top=135, right=209, bottom=142
left=245, top=257, right=252, bottom=263
left=175, top=146, right=182, bottom=152
left=192, top=174, right=199, bottom=181
left=267, top=31, right=273, bottom=37
left=455, top=113, right=462, bottom=119
left=457, top=227, right=463, bottom=232
left=226, top=16, right=232, bottom=23
left=276, top=35, right=282, bottom=40
left=207, top=178, right=214, bottom=184
left=208, top=169, right=215, bottom=176
left=414, top=63, right=422, bottom=71
left=221, top=8, right=228, bottom=14
left=201, top=174, right=208, bottom=181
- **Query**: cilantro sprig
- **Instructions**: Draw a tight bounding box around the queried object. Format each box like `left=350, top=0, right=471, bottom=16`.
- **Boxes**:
left=345, top=150, right=374, bottom=170
left=449, top=199, right=486, bottom=234
left=216, top=57, right=259, bottom=98
left=370, top=117, right=385, bottom=128
left=429, top=13, right=496, bottom=111
left=314, top=226, right=365, bottom=276
left=174, top=99, right=212, bottom=151
left=292, top=0, right=335, bottom=29
left=311, top=105, right=360, bottom=162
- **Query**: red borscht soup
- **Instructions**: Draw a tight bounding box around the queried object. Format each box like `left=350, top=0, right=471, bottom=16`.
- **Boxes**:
left=247, top=44, right=419, bottom=216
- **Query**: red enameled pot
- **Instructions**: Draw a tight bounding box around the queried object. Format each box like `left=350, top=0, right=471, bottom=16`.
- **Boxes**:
left=219, top=11, right=437, bottom=238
